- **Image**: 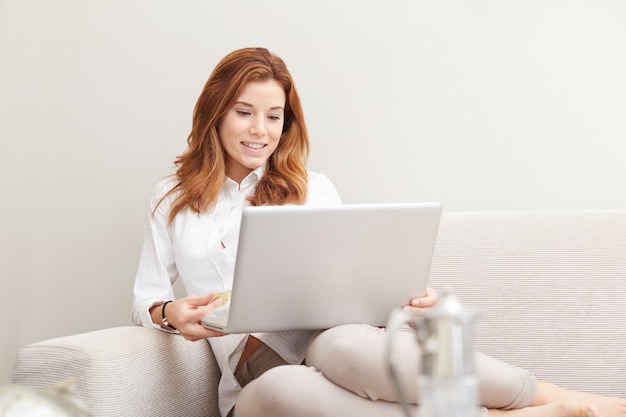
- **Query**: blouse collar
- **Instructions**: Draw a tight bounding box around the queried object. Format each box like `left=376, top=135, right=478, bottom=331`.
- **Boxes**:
left=225, top=163, right=266, bottom=194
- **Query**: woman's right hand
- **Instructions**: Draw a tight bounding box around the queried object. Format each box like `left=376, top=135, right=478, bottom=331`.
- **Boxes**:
left=153, top=294, right=226, bottom=341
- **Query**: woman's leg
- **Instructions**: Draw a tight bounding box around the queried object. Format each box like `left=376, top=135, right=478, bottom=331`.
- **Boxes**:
left=488, top=401, right=601, bottom=417
left=306, top=324, right=537, bottom=409
left=234, top=365, right=608, bottom=417
left=525, top=382, right=626, bottom=417
left=236, top=324, right=625, bottom=417
left=234, top=364, right=425, bottom=417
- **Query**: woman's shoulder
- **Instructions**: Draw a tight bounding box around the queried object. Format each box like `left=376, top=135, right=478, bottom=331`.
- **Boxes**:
left=307, top=170, right=338, bottom=183
left=154, top=176, right=179, bottom=194
left=149, top=176, right=180, bottom=210
left=306, top=171, right=342, bottom=205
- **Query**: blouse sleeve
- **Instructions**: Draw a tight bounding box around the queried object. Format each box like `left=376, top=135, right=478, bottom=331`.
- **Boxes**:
left=131, top=179, right=180, bottom=331
left=306, top=172, right=343, bottom=205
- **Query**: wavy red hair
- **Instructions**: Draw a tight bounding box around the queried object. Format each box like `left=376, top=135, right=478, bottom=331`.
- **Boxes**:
left=159, top=47, right=310, bottom=224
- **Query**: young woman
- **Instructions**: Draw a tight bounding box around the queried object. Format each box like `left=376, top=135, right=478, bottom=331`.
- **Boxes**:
left=132, top=47, right=625, bottom=417
left=132, top=46, right=345, bottom=416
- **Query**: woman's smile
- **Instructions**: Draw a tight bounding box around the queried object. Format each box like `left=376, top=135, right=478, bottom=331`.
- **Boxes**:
left=242, top=141, right=267, bottom=150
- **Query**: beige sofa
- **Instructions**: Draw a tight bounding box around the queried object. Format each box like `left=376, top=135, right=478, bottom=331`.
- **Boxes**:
left=12, top=210, right=626, bottom=417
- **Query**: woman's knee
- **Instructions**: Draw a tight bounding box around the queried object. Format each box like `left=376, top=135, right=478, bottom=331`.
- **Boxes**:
left=306, top=324, right=388, bottom=371
left=235, top=365, right=315, bottom=417
left=476, top=352, right=538, bottom=409
left=305, top=324, right=419, bottom=402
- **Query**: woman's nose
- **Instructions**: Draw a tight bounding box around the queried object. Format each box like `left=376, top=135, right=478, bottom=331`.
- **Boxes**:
left=249, top=118, right=266, bottom=136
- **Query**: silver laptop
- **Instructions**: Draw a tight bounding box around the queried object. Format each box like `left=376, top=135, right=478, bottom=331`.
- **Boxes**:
left=201, top=202, right=442, bottom=333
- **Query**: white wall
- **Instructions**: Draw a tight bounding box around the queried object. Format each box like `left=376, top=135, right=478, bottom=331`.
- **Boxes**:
left=2, top=0, right=625, bottom=384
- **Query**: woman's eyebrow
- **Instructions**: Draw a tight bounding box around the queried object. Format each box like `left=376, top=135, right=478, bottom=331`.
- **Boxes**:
left=235, top=101, right=284, bottom=111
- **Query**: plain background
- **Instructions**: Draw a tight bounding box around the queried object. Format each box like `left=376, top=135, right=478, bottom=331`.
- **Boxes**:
left=1, top=0, right=625, bottom=384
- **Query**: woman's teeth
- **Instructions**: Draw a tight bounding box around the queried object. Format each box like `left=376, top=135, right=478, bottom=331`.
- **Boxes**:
left=243, top=142, right=265, bottom=149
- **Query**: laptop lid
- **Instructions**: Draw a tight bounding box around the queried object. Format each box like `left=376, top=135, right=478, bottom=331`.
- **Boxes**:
left=201, top=202, right=442, bottom=333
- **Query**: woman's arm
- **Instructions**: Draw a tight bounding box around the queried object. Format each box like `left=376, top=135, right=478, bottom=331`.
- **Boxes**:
left=132, top=181, right=180, bottom=329
left=132, top=180, right=224, bottom=340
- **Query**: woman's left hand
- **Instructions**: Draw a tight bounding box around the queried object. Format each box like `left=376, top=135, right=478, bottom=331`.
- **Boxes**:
left=402, top=287, right=438, bottom=315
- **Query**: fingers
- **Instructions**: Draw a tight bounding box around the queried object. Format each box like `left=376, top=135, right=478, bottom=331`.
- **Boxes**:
left=182, top=326, right=227, bottom=342
left=186, top=293, right=223, bottom=319
left=414, top=287, right=438, bottom=308
left=403, top=287, right=438, bottom=315
left=187, top=293, right=218, bottom=306
left=166, top=294, right=227, bottom=341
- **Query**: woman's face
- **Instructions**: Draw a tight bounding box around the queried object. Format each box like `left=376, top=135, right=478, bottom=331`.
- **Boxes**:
left=218, top=80, right=286, bottom=183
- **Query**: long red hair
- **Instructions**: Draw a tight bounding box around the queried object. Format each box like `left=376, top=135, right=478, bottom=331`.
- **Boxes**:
left=159, top=47, right=310, bottom=224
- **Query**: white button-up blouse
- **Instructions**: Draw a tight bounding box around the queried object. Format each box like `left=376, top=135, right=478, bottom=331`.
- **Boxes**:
left=132, top=166, right=342, bottom=416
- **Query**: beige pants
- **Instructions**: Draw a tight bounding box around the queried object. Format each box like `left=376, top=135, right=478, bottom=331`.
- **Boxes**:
left=234, top=324, right=537, bottom=417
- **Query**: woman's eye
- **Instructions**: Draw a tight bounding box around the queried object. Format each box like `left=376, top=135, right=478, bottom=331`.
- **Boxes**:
left=268, top=115, right=282, bottom=121
left=236, top=110, right=251, bottom=116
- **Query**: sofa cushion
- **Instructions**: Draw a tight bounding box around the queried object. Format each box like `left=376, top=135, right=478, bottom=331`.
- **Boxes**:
left=429, top=210, right=626, bottom=398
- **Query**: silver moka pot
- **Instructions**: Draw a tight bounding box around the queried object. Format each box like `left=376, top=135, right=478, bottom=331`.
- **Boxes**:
left=386, top=291, right=481, bottom=417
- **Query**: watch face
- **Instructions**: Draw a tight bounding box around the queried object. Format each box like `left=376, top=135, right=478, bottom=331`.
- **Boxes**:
left=0, top=382, right=90, bottom=417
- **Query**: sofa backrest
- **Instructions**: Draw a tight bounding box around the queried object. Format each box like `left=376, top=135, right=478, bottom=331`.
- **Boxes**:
left=428, top=210, right=626, bottom=398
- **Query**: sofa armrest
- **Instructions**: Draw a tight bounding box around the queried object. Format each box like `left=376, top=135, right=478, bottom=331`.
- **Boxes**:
left=12, top=326, right=221, bottom=417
